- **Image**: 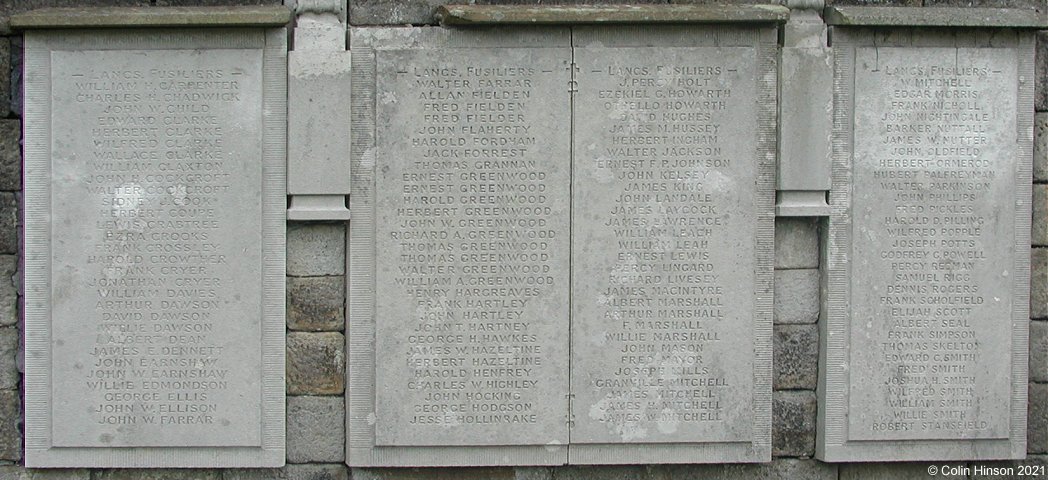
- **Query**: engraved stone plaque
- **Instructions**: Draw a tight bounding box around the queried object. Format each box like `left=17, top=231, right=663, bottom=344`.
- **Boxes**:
left=819, top=29, right=1032, bottom=461
left=24, top=27, right=286, bottom=467
left=348, top=25, right=776, bottom=467
left=348, top=27, right=572, bottom=467
left=569, top=26, right=775, bottom=464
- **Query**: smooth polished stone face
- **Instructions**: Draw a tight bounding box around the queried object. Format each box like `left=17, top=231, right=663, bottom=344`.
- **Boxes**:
left=24, top=27, right=286, bottom=468
left=820, top=29, right=1032, bottom=462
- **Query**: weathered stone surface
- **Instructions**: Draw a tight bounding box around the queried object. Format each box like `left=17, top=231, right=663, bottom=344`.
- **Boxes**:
left=824, top=5, right=1048, bottom=27
left=827, top=0, right=920, bottom=6
left=287, top=222, right=345, bottom=276
left=1031, top=383, right=1048, bottom=454
left=556, top=459, right=836, bottom=479
left=349, top=28, right=573, bottom=465
left=773, top=269, right=819, bottom=324
left=0, top=0, right=149, bottom=34
left=0, top=328, right=16, bottom=391
left=284, top=465, right=349, bottom=480
left=287, top=396, right=344, bottom=463
left=1037, top=113, right=1048, bottom=181
left=287, top=276, right=344, bottom=331
left=0, top=40, right=9, bottom=123
left=0, top=391, right=19, bottom=461
left=25, top=34, right=286, bottom=466
left=287, top=332, right=344, bottom=395
left=94, top=470, right=220, bottom=480
left=0, top=121, right=19, bottom=192
left=570, top=31, right=773, bottom=461
left=1036, top=185, right=1048, bottom=246
left=1039, top=32, right=1048, bottom=112
left=351, top=0, right=688, bottom=25
left=1032, top=321, right=1048, bottom=382
left=1034, top=248, right=1048, bottom=318
left=774, top=218, right=819, bottom=269
left=352, top=468, right=519, bottom=480
left=228, top=465, right=349, bottom=480
left=774, top=324, right=818, bottom=390
left=349, top=0, right=445, bottom=25
left=8, top=37, right=19, bottom=119
left=11, top=6, right=289, bottom=28
left=436, top=4, right=788, bottom=25
left=0, top=467, right=90, bottom=480
left=156, top=0, right=283, bottom=6
left=840, top=463, right=967, bottom=479
left=822, top=37, right=1029, bottom=461
left=773, top=391, right=816, bottom=457
left=0, top=256, right=16, bottom=328
left=0, top=193, right=17, bottom=255
left=924, top=0, right=1044, bottom=8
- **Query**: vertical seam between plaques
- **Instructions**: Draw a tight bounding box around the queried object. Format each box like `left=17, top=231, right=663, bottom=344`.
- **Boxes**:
left=567, top=26, right=576, bottom=453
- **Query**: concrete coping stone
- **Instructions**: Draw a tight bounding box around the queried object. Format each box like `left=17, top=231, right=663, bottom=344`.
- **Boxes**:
left=436, top=4, right=790, bottom=26
left=824, top=6, right=1048, bottom=28
left=11, top=6, right=291, bottom=29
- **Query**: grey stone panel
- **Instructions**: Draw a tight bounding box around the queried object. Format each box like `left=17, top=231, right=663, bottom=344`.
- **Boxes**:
left=287, top=223, right=345, bottom=277
left=773, top=324, right=818, bottom=390
left=772, top=391, right=817, bottom=457
left=348, top=26, right=571, bottom=466
left=773, top=269, right=819, bottom=324
left=820, top=29, right=1032, bottom=461
left=287, top=332, right=344, bottom=396
left=567, top=23, right=776, bottom=465
left=287, top=396, right=345, bottom=463
left=774, top=218, right=818, bottom=269
left=22, top=27, right=286, bottom=467
left=287, top=276, right=345, bottom=332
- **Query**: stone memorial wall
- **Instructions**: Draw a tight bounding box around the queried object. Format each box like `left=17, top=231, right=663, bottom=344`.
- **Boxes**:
left=0, top=1, right=1043, bottom=479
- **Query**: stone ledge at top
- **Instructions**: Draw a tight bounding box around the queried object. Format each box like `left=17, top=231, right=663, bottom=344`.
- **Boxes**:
left=436, top=4, right=790, bottom=26
left=824, top=6, right=1048, bottom=27
left=10, top=6, right=290, bottom=29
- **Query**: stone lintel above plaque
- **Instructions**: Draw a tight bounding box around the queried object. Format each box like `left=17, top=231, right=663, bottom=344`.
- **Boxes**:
left=11, top=6, right=290, bottom=29
left=435, top=5, right=789, bottom=26
left=823, top=6, right=1048, bottom=28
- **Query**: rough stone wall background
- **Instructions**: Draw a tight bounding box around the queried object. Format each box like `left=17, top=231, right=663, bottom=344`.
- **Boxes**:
left=0, top=0, right=1043, bottom=478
